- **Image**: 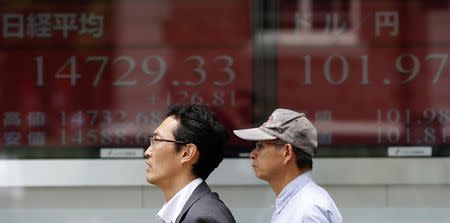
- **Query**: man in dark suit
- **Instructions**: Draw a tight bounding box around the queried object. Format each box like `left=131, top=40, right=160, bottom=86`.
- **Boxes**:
left=144, top=104, right=236, bottom=223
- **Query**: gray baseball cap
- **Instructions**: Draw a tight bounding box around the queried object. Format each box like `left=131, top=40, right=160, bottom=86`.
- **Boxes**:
left=233, top=108, right=318, bottom=156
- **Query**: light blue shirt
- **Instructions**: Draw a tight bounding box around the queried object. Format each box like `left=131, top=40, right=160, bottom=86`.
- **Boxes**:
left=271, top=171, right=343, bottom=223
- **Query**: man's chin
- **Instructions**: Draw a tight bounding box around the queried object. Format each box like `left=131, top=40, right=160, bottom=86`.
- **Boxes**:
left=253, top=171, right=264, bottom=180
left=254, top=170, right=269, bottom=181
left=145, top=175, right=155, bottom=184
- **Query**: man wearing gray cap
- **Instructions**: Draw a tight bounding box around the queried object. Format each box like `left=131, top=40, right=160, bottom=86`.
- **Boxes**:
left=233, top=108, right=342, bottom=223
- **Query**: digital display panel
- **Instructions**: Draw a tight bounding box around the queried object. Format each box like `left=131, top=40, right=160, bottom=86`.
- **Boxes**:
left=0, top=0, right=253, bottom=157
left=2, top=0, right=449, bottom=158
left=277, top=0, right=450, bottom=148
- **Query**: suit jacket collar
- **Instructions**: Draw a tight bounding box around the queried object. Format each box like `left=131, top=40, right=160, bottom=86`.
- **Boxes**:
left=175, top=181, right=210, bottom=223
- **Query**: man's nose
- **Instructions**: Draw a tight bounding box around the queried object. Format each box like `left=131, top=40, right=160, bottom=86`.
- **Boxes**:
left=250, top=148, right=257, bottom=160
left=144, top=146, right=152, bottom=158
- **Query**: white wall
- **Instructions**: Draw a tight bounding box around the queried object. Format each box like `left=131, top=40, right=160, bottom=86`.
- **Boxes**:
left=1, top=158, right=450, bottom=223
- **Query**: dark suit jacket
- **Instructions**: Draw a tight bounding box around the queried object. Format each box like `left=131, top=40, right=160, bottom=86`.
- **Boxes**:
left=175, top=181, right=236, bottom=223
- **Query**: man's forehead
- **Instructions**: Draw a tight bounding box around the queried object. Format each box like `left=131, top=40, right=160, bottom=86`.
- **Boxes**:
left=154, top=116, right=179, bottom=136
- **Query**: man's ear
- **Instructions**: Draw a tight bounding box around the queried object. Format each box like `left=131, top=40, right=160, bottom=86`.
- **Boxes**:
left=282, top=144, right=295, bottom=164
left=180, top=143, right=199, bottom=165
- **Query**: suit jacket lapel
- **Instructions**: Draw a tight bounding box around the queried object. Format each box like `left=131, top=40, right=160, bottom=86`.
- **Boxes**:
left=175, top=181, right=210, bottom=223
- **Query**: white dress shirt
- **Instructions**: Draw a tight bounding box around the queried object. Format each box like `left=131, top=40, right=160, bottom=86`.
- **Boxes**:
left=156, top=178, right=203, bottom=223
left=271, top=171, right=343, bottom=223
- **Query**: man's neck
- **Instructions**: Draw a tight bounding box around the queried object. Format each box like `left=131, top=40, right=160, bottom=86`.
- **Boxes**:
left=270, top=168, right=310, bottom=196
left=161, top=175, right=197, bottom=202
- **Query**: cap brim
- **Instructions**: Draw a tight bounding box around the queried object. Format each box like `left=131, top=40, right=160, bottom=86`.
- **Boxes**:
left=233, top=128, right=276, bottom=141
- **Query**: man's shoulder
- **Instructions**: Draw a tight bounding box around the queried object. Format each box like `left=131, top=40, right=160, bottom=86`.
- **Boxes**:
left=190, top=191, right=232, bottom=215
left=285, top=182, right=342, bottom=222
left=179, top=187, right=236, bottom=223
left=293, top=181, right=335, bottom=207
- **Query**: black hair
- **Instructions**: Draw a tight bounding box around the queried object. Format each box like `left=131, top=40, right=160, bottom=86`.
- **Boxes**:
left=166, top=104, right=228, bottom=180
left=292, top=146, right=313, bottom=170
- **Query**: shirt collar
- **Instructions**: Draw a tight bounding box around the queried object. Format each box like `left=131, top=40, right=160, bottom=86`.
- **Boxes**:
left=156, top=178, right=203, bottom=223
left=274, top=171, right=312, bottom=215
